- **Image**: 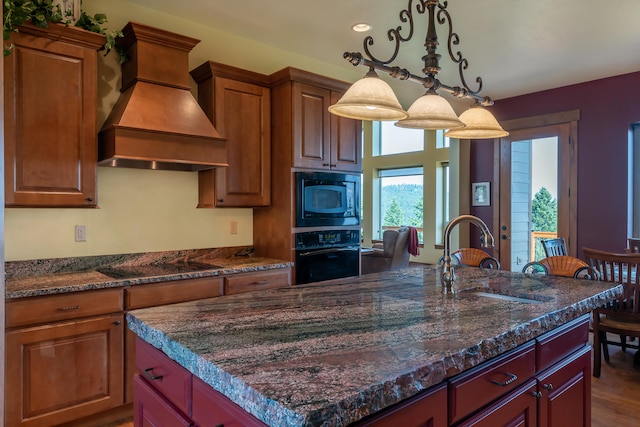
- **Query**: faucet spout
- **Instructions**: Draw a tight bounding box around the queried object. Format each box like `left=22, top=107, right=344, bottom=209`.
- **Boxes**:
left=441, top=214, right=495, bottom=288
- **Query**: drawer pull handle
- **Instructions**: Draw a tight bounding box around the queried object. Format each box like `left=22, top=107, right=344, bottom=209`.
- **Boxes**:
left=490, top=372, right=518, bottom=386
left=531, top=391, right=543, bottom=398
left=542, top=383, right=553, bottom=391
left=251, top=280, right=268, bottom=285
left=144, top=367, right=163, bottom=381
left=57, top=305, right=80, bottom=312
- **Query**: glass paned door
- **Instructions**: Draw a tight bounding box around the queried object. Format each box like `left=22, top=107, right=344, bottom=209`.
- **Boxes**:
left=498, top=122, right=575, bottom=271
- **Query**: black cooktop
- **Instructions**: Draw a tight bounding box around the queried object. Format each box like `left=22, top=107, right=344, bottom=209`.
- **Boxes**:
left=96, top=262, right=220, bottom=279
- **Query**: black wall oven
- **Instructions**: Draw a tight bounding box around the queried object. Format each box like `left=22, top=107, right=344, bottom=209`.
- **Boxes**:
left=295, top=171, right=360, bottom=227
left=295, top=230, right=360, bottom=285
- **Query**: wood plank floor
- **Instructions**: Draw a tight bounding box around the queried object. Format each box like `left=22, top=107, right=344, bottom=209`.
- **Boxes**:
left=591, top=335, right=640, bottom=427
left=108, top=334, right=640, bottom=427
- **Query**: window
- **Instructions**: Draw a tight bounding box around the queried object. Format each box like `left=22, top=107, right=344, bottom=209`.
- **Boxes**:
left=379, top=167, right=424, bottom=241
left=362, top=121, right=452, bottom=260
left=436, top=130, right=450, bottom=148
left=374, top=121, right=424, bottom=155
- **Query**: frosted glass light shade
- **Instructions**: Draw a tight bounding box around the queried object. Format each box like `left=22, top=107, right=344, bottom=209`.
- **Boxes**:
left=445, top=105, right=509, bottom=139
left=395, top=92, right=465, bottom=130
left=328, top=69, right=408, bottom=121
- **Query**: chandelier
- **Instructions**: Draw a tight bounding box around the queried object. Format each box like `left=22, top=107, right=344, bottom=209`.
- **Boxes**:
left=328, top=0, right=508, bottom=139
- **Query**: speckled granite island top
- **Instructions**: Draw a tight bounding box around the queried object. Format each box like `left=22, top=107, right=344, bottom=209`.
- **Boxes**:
left=126, top=264, right=622, bottom=427
left=5, top=246, right=292, bottom=300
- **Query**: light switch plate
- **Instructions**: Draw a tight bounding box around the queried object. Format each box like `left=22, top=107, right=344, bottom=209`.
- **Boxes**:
left=75, top=225, right=87, bottom=242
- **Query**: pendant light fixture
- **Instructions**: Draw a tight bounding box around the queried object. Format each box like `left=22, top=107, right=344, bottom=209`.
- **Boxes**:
left=328, top=68, right=408, bottom=120
left=329, top=0, right=508, bottom=139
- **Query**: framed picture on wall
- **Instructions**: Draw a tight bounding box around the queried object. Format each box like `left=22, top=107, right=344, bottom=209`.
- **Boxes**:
left=53, top=0, right=80, bottom=24
left=472, top=182, right=490, bottom=206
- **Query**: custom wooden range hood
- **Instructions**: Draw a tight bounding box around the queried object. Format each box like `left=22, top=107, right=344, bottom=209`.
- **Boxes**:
left=99, top=22, right=227, bottom=171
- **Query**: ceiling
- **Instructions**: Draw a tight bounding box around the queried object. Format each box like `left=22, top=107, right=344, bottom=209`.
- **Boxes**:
left=128, top=0, right=640, bottom=107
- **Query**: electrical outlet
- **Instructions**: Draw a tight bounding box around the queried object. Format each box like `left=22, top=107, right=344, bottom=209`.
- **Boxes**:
left=230, top=221, right=238, bottom=235
left=75, top=225, right=87, bottom=242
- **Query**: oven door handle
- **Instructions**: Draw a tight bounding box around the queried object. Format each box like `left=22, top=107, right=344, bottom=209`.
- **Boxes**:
left=297, top=246, right=359, bottom=257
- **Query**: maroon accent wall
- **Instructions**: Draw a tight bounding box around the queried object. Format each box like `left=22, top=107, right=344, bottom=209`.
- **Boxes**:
left=469, top=71, right=640, bottom=256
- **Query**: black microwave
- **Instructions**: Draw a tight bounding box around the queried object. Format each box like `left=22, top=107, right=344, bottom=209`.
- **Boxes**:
left=295, top=172, right=360, bottom=227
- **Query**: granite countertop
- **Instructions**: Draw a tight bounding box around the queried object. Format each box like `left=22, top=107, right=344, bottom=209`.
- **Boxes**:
left=126, top=264, right=622, bottom=427
left=5, top=247, right=292, bottom=300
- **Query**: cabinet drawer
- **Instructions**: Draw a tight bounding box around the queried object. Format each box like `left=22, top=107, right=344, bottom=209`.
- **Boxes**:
left=6, top=288, right=123, bottom=328
left=136, top=337, right=192, bottom=417
left=353, top=382, right=447, bottom=427
left=126, top=276, right=223, bottom=310
left=134, top=374, right=193, bottom=426
left=536, top=313, right=589, bottom=373
left=192, top=376, right=267, bottom=427
left=456, top=379, right=537, bottom=427
left=224, top=269, right=290, bottom=295
left=449, top=340, right=535, bottom=425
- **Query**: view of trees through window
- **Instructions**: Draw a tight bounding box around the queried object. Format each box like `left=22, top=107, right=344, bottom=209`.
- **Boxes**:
left=532, top=186, right=558, bottom=260
left=380, top=168, right=424, bottom=240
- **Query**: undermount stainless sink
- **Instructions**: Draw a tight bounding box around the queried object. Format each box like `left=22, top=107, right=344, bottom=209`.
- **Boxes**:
left=469, top=291, right=546, bottom=304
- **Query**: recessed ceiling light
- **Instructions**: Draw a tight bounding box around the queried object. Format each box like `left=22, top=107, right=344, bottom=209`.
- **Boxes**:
left=352, top=23, right=371, bottom=32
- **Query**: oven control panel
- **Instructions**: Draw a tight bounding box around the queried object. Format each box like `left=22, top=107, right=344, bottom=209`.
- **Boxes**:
left=295, top=230, right=360, bottom=249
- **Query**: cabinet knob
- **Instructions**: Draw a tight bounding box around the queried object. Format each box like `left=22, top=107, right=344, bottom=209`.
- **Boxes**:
left=86, top=197, right=93, bottom=202
left=542, top=383, right=553, bottom=391
left=113, top=320, right=121, bottom=326
left=322, top=163, right=330, bottom=167
left=217, top=199, right=224, bottom=203
left=531, top=391, right=543, bottom=398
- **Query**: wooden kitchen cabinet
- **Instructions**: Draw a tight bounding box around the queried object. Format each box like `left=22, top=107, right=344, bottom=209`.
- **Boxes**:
left=288, top=77, right=361, bottom=172
left=4, top=23, right=105, bottom=207
left=457, top=379, right=538, bottom=427
left=270, top=67, right=361, bottom=173
left=191, top=61, right=271, bottom=207
left=223, top=268, right=291, bottom=295
left=135, top=338, right=267, bottom=426
left=353, top=382, right=447, bottom=427
left=5, top=313, right=124, bottom=426
left=5, top=289, right=124, bottom=426
left=133, top=375, right=193, bottom=427
left=449, top=341, right=536, bottom=424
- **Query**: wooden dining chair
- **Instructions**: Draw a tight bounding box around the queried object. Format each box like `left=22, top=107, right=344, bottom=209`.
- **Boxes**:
left=521, top=255, right=598, bottom=279
left=541, top=237, right=568, bottom=257
left=582, top=247, right=640, bottom=377
left=451, top=248, right=500, bottom=270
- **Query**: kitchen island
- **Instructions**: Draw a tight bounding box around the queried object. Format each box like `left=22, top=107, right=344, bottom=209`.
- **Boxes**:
left=127, top=264, right=621, bottom=426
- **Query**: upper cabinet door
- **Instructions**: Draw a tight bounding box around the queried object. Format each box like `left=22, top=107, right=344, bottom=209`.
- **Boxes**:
left=193, top=62, right=271, bottom=208
left=292, top=82, right=332, bottom=170
left=4, top=24, right=104, bottom=207
left=291, top=82, right=362, bottom=173
left=214, top=77, right=271, bottom=207
left=330, top=91, right=362, bottom=173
